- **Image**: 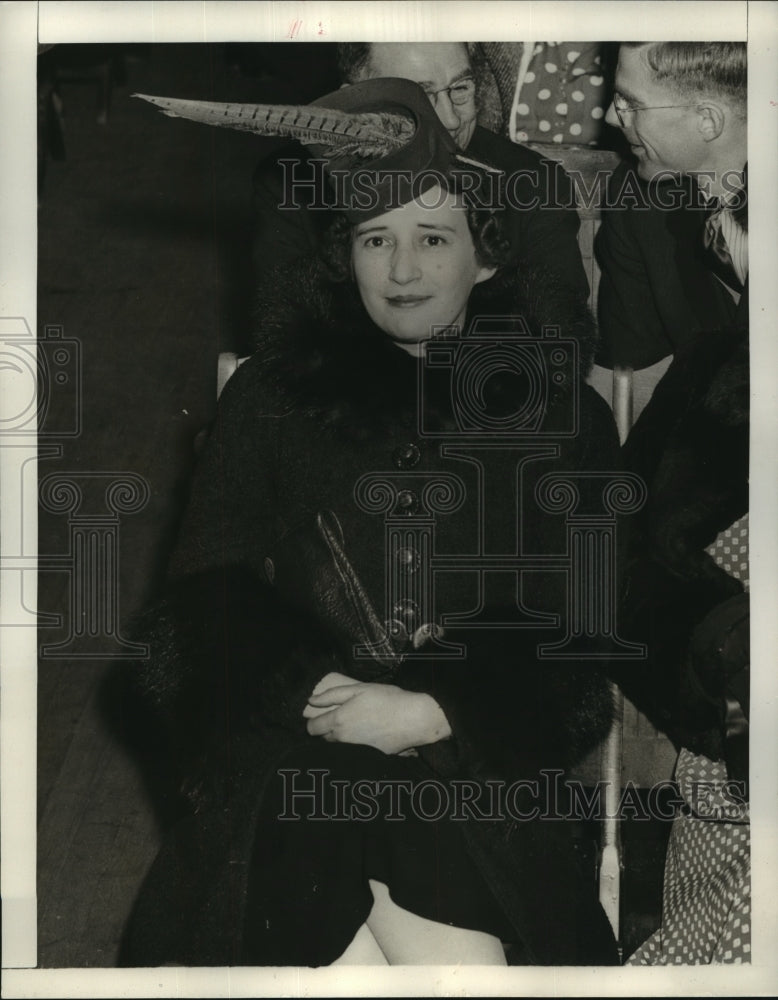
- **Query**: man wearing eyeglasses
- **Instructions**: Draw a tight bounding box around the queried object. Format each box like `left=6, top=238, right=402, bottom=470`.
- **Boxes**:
left=595, top=41, right=747, bottom=372
left=598, top=42, right=750, bottom=967
left=344, top=43, right=480, bottom=151
left=251, top=42, right=588, bottom=306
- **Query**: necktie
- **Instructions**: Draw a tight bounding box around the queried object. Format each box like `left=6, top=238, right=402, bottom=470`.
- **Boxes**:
left=700, top=167, right=748, bottom=294
left=702, top=205, right=744, bottom=294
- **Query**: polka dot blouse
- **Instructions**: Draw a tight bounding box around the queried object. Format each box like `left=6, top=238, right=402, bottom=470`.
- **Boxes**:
left=512, top=43, right=607, bottom=146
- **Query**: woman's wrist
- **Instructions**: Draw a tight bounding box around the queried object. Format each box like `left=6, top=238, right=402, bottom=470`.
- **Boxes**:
left=412, top=691, right=452, bottom=746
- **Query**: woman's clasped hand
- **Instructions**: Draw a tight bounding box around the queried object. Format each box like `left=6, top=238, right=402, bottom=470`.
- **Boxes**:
left=304, top=671, right=452, bottom=754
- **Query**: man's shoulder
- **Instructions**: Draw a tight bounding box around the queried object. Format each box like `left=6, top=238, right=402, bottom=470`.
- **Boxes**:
left=600, top=160, right=707, bottom=240
left=604, top=160, right=703, bottom=212
left=469, top=126, right=578, bottom=208
left=468, top=125, right=547, bottom=173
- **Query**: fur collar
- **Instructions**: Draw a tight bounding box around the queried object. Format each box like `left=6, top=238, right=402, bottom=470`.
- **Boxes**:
left=250, top=256, right=598, bottom=439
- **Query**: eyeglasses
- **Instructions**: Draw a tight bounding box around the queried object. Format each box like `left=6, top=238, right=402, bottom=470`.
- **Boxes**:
left=423, top=77, right=476, bottom=107
left=612, top=91, right=700, bottom=127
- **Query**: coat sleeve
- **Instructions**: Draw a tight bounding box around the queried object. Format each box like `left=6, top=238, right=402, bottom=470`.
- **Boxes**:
left=605, top=326, right=749, bottom=781
left=527, top=156, right=590, bottom=306
left=128, top=360, right=342, bottom=810
left=166, top=355, right=286, bottom=582
left=128, top=564, right=341, bottom=810
left=594, top=165, right=676, bottom=370
left=474, top=130, right=589, bottom=305
left=396, top=634, right=615, bottom=781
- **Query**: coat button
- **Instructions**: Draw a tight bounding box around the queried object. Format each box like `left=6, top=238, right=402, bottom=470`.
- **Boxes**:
left=396, top=546, right=421, bottom=573
left=412, top=622, right=444, bottom=649
left=393, top=598, right=419, bottom=622
left=392, top=443, right=421, bottom=469
left=385, top=618, right=408, bottom=640
left=396, top=489, right=420, bottom=515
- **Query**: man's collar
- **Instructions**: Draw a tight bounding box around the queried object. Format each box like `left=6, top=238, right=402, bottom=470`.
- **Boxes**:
left=693, top=163, right=747, bottom=210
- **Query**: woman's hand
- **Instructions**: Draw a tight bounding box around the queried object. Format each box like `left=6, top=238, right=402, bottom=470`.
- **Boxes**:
left=304, top=682, right=452, bottom=756
left=302, top=671, right=361, bottom=720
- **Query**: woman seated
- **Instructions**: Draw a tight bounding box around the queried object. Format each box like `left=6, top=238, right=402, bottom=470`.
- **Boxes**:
left=124, top=78, right=623, bottom=967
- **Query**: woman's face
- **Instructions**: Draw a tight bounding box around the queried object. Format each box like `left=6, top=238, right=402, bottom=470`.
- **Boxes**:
left=351, top=186, right=496, bottom=357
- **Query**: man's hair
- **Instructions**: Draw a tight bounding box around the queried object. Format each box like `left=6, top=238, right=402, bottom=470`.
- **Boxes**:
left=336, top=41, right=477, bottom=87
left=336, top=43, right=374, bottom=84
left=624, top=42, right=746, bottom=111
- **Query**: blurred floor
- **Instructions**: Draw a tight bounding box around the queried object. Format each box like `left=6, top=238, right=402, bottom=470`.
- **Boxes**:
left=36, top=41, right=338, bottom=967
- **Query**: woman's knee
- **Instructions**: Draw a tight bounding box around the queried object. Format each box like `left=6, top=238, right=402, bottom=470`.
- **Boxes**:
left=365, top=879, right=507, bottom=966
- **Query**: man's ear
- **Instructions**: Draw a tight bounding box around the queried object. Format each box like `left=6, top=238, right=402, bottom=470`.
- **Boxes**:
left=697, top=102, right=726, bottom=142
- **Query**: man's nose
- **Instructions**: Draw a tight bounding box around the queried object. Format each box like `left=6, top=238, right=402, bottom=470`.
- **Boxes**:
left=432, top=91, right=461, bottom=132
left=604, top=101, right=621, bottom=129
left=389, top=245, right=422, bottom=283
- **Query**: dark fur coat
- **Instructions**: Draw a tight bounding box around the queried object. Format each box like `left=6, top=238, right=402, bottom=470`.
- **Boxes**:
left=609, top=325, right=749, bottom=780
left=122, top=256, right=623, bottom=966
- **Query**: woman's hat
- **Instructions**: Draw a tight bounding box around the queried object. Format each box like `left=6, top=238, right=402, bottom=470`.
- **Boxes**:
left=135, top=77, right=500, bottom=222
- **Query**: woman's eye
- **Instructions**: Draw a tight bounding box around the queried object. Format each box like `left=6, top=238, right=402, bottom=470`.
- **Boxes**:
left=363, top=236, right=388, bottom=248
left=422, top=234, right=446, bottom=247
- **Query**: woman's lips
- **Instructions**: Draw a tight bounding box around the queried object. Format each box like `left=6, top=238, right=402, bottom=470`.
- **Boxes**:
left=385, top=295, right=432, bottom=308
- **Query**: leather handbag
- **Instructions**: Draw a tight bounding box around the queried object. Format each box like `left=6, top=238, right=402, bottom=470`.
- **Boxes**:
left=264, top=509, right=407, bottom=680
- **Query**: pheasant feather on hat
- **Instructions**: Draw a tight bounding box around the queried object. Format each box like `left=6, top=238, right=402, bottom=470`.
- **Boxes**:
left=134, top=78, right=500, bottom=220
left=133, top=91, right=417, bottom=161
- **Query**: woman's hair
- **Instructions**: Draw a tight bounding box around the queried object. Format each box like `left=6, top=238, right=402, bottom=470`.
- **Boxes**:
left=321, top=182, right=513, bottom=283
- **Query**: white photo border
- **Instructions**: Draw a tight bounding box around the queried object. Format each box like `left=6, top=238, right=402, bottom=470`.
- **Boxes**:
left=2, top=2, right=776, bottom=996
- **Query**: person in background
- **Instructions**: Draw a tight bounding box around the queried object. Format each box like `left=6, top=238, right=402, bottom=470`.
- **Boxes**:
left=251, top=42, right=589, bottom=307
left=598, top=42, right=750, bottom=965
left=596, top=41, right=747, bottom=372
left=474, top=42, right=611, bottom=147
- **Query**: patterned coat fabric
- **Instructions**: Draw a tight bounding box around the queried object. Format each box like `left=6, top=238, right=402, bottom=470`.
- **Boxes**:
left=121, top=257, right=624, bottom=967
left=628, top=750, right=750, bottom=965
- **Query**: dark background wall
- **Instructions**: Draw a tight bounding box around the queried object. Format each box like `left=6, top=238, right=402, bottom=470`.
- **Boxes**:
left=36, top=41, right=341, bottom=967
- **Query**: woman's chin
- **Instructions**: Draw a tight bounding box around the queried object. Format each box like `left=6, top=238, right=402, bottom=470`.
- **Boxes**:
left=389, top=335, right=427, bottom=358
left=381, top=322, right=430, bottom=352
